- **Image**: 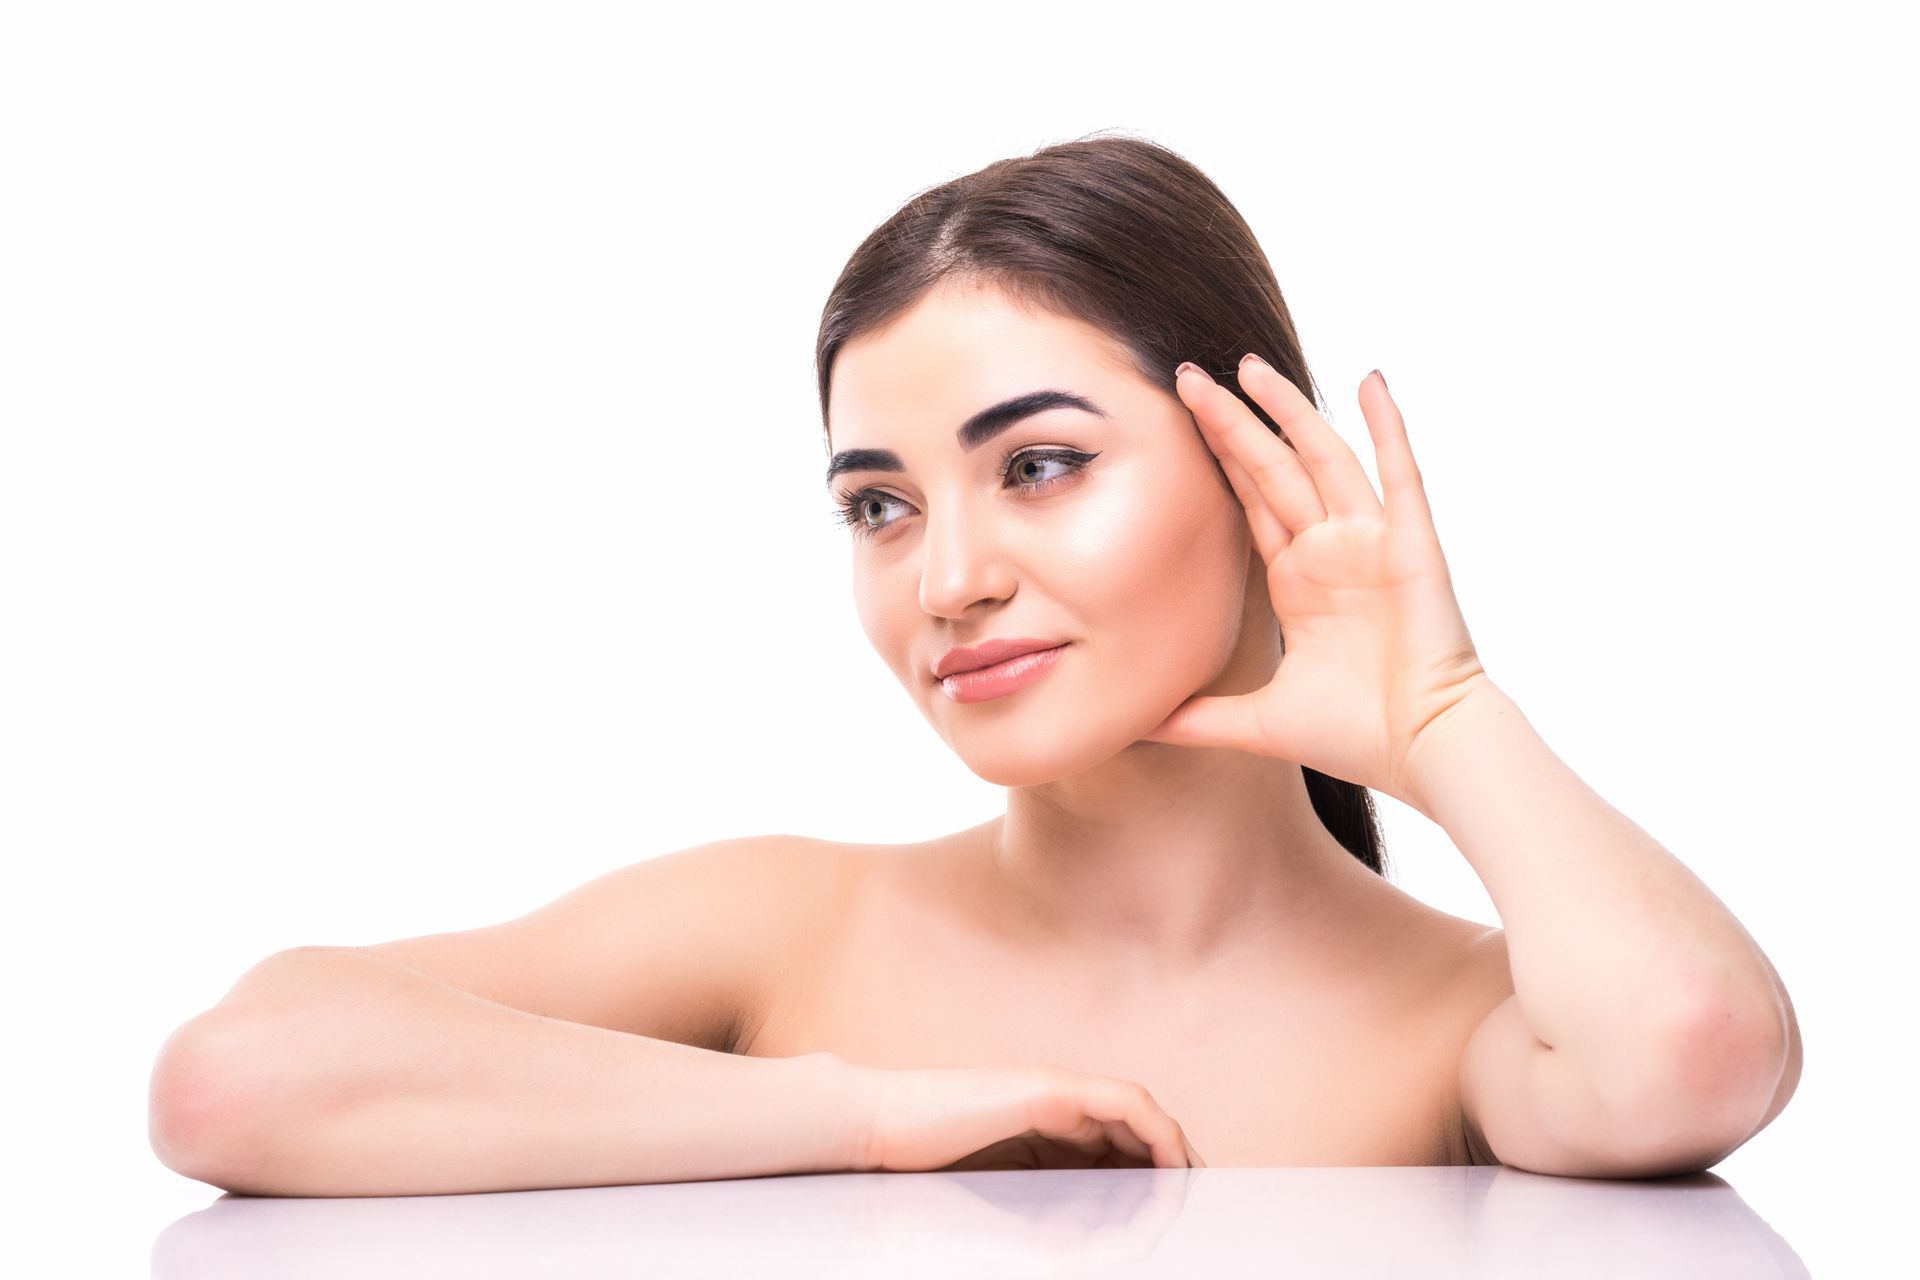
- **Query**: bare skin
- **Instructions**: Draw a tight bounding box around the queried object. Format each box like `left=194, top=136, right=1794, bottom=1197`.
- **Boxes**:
left=293, top=280, right=1520, bottom=1176
left=734, top=825, right=1516, bottom=1167
left=159, top=278, right=1794, bottom=1187
left=765, top=277, right=1516, bottom=1165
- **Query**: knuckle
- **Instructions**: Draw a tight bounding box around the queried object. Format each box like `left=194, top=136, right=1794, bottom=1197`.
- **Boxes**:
left=1028, top=1062, right=1068, bottom=1092
left=1026, top=1065, right=1074, bottom=1112
left=1249, top=457, right=1293, bottom=488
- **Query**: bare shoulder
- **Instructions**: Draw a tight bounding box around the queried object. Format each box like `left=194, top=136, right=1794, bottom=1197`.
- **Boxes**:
left=352, top=832, right=864, bottom=1057
left=1346, top=875, right=1508, bottom=1005
left=683, top=833, right=870, bottom=1049
left=1406, top=904, right=1512, bottom=1018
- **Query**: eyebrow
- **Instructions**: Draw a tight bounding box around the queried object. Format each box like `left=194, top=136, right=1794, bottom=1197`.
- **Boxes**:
left=825, top=389, right=1109, bottom=488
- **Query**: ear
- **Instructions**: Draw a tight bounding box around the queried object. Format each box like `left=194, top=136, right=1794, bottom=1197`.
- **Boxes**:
left=1239, top=552, right=1284, bottom=654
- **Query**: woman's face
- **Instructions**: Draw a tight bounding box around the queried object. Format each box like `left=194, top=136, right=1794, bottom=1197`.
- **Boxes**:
left=825, top=278, right=1271, bottom=786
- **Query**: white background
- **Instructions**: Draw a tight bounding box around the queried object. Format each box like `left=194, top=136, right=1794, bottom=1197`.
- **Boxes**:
left=4, top=0, right=1913, bottom=1272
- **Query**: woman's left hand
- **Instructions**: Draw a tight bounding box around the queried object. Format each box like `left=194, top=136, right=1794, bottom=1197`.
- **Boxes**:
left=1139, top=355, right=1496, bottom=805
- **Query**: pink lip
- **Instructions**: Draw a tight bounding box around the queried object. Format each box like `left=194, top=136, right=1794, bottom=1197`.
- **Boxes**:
left=933, top=636, right=1070, bottom=680
left=937, top=643, right=1070, bottom=703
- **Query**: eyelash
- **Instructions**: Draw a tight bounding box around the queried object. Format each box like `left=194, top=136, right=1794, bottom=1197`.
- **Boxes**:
left=829, top=447, right=1100, bottom=541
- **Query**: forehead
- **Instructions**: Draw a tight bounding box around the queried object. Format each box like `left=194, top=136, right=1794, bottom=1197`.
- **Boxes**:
left=827, top=281, right=1139, bottom=443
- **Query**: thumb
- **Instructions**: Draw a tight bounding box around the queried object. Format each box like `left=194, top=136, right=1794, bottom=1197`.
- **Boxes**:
left=1137, top=693, right=1255, bottom=751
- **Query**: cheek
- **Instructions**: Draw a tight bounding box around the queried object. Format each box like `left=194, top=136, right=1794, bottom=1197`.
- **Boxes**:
left=852, top=564, right=928, bottom=695
left=852, top=570, right=903, bottom=659
left=1045, top=474, right=1245, bottom=674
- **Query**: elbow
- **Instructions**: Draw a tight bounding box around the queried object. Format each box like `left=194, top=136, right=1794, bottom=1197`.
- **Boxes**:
left=153, top=948, right=387, bottom=1194
left=149, top=1014, right=271, bottom=1193
left=1610, top=980, right=1792, bottom=1174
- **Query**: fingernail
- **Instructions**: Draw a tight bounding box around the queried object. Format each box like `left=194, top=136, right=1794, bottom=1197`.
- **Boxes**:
left=1372, top=368, right=1388, bottom=390
left=1240, top=352, right=1269, bottom=371
left=1175, top=361, right=1213, bottom=383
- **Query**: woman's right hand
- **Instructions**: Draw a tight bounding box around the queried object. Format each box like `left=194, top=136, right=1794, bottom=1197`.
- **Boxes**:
left=841, top=1057, right=1206, bottom=1171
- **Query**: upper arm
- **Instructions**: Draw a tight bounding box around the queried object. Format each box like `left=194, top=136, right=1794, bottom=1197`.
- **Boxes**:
left=342, top=834, right=854, bottom=1054
left=1456, top=930, right=1791, bottom=1177
left=1458, top=989, right=1646, bottom=1175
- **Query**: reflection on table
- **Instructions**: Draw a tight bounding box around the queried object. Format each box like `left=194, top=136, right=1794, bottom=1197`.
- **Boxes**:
left=153, top=1164, right=1805, bottom=1278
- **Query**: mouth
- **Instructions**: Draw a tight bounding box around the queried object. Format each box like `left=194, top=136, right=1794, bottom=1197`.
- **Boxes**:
left=937, top=643, right=1071, bottom=704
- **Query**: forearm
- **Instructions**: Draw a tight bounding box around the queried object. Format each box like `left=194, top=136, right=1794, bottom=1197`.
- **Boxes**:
left=1402, top=684, right=1790, bottom=1119
left=151, top=948, right=865, bottom=1196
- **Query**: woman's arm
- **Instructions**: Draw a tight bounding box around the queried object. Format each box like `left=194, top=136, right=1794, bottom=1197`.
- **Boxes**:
left=1157, top=360, right=1794, bottom=1174
left=1409, top=683, right=1797, bottom=1172
left=149, top=947, right=864, bottom=1196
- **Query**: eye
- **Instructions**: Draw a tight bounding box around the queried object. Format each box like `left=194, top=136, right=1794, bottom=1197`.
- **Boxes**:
left=828, top=446, right=1099, bottom=541
left=831, top=488, right=912, bottom=541
left=1006, top=452, right=1077, bottom=487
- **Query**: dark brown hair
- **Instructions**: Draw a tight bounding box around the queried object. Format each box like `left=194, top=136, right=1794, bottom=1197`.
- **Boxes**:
left=813, top=130, right=1388, bottom=877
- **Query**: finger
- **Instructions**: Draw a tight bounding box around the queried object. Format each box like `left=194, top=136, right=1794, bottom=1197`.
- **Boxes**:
left=1162, top=1116, right=1202, bottom=1169
left=1357, top=369, right=1436, bottom=533
left=1100, top=1079, right=1190, bottom=1169
left=1236, top=354, right=1384, bottom=521
left=1215, top=443, right=1294, bottom=564
left=1178, top=363, right=1296, bottom=557
left=1034, top=1069, right=1191, bottom=1168
left=1027, top=1085, right=1134, bottom=1165
left=1045, top=1115, right=1123, bottom=1164
left=1176, top=363, right=1326, bottom=533
left=1139, top=689, right=1265, bottom=756
left=1102, top=1118, right=1156, bottom=1166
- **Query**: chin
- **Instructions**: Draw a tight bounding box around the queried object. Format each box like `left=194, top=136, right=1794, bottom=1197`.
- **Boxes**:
left=955, top=748, right=1078, bottom=789
left=940, top=700, right=1176, bottom=787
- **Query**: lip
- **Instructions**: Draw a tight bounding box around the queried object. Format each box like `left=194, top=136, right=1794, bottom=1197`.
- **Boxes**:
left=936, top=642, right=1070, bottom=704
left=933, top=636, right=1071, bottom=680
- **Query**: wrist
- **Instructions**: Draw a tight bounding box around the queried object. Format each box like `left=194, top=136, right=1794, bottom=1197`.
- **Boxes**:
left=793, top=1050, right=878, bottom=1174
left=1397, top=677, right=1521, bottom=820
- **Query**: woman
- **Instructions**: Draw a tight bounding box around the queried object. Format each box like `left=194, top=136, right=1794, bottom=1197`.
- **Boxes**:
left=148, top=133, right=1801, bottom=1195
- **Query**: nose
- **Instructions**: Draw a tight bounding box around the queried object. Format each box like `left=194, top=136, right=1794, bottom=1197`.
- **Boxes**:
left=917, top=500, right=1017, bottom=618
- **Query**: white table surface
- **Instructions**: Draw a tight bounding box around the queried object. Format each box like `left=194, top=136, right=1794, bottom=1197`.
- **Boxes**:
left=149, top=1164, right=1806, bottom=1278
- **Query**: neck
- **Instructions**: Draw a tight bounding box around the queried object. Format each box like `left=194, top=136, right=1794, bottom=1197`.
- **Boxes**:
left=981, top=739, right=1373, bottom=979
